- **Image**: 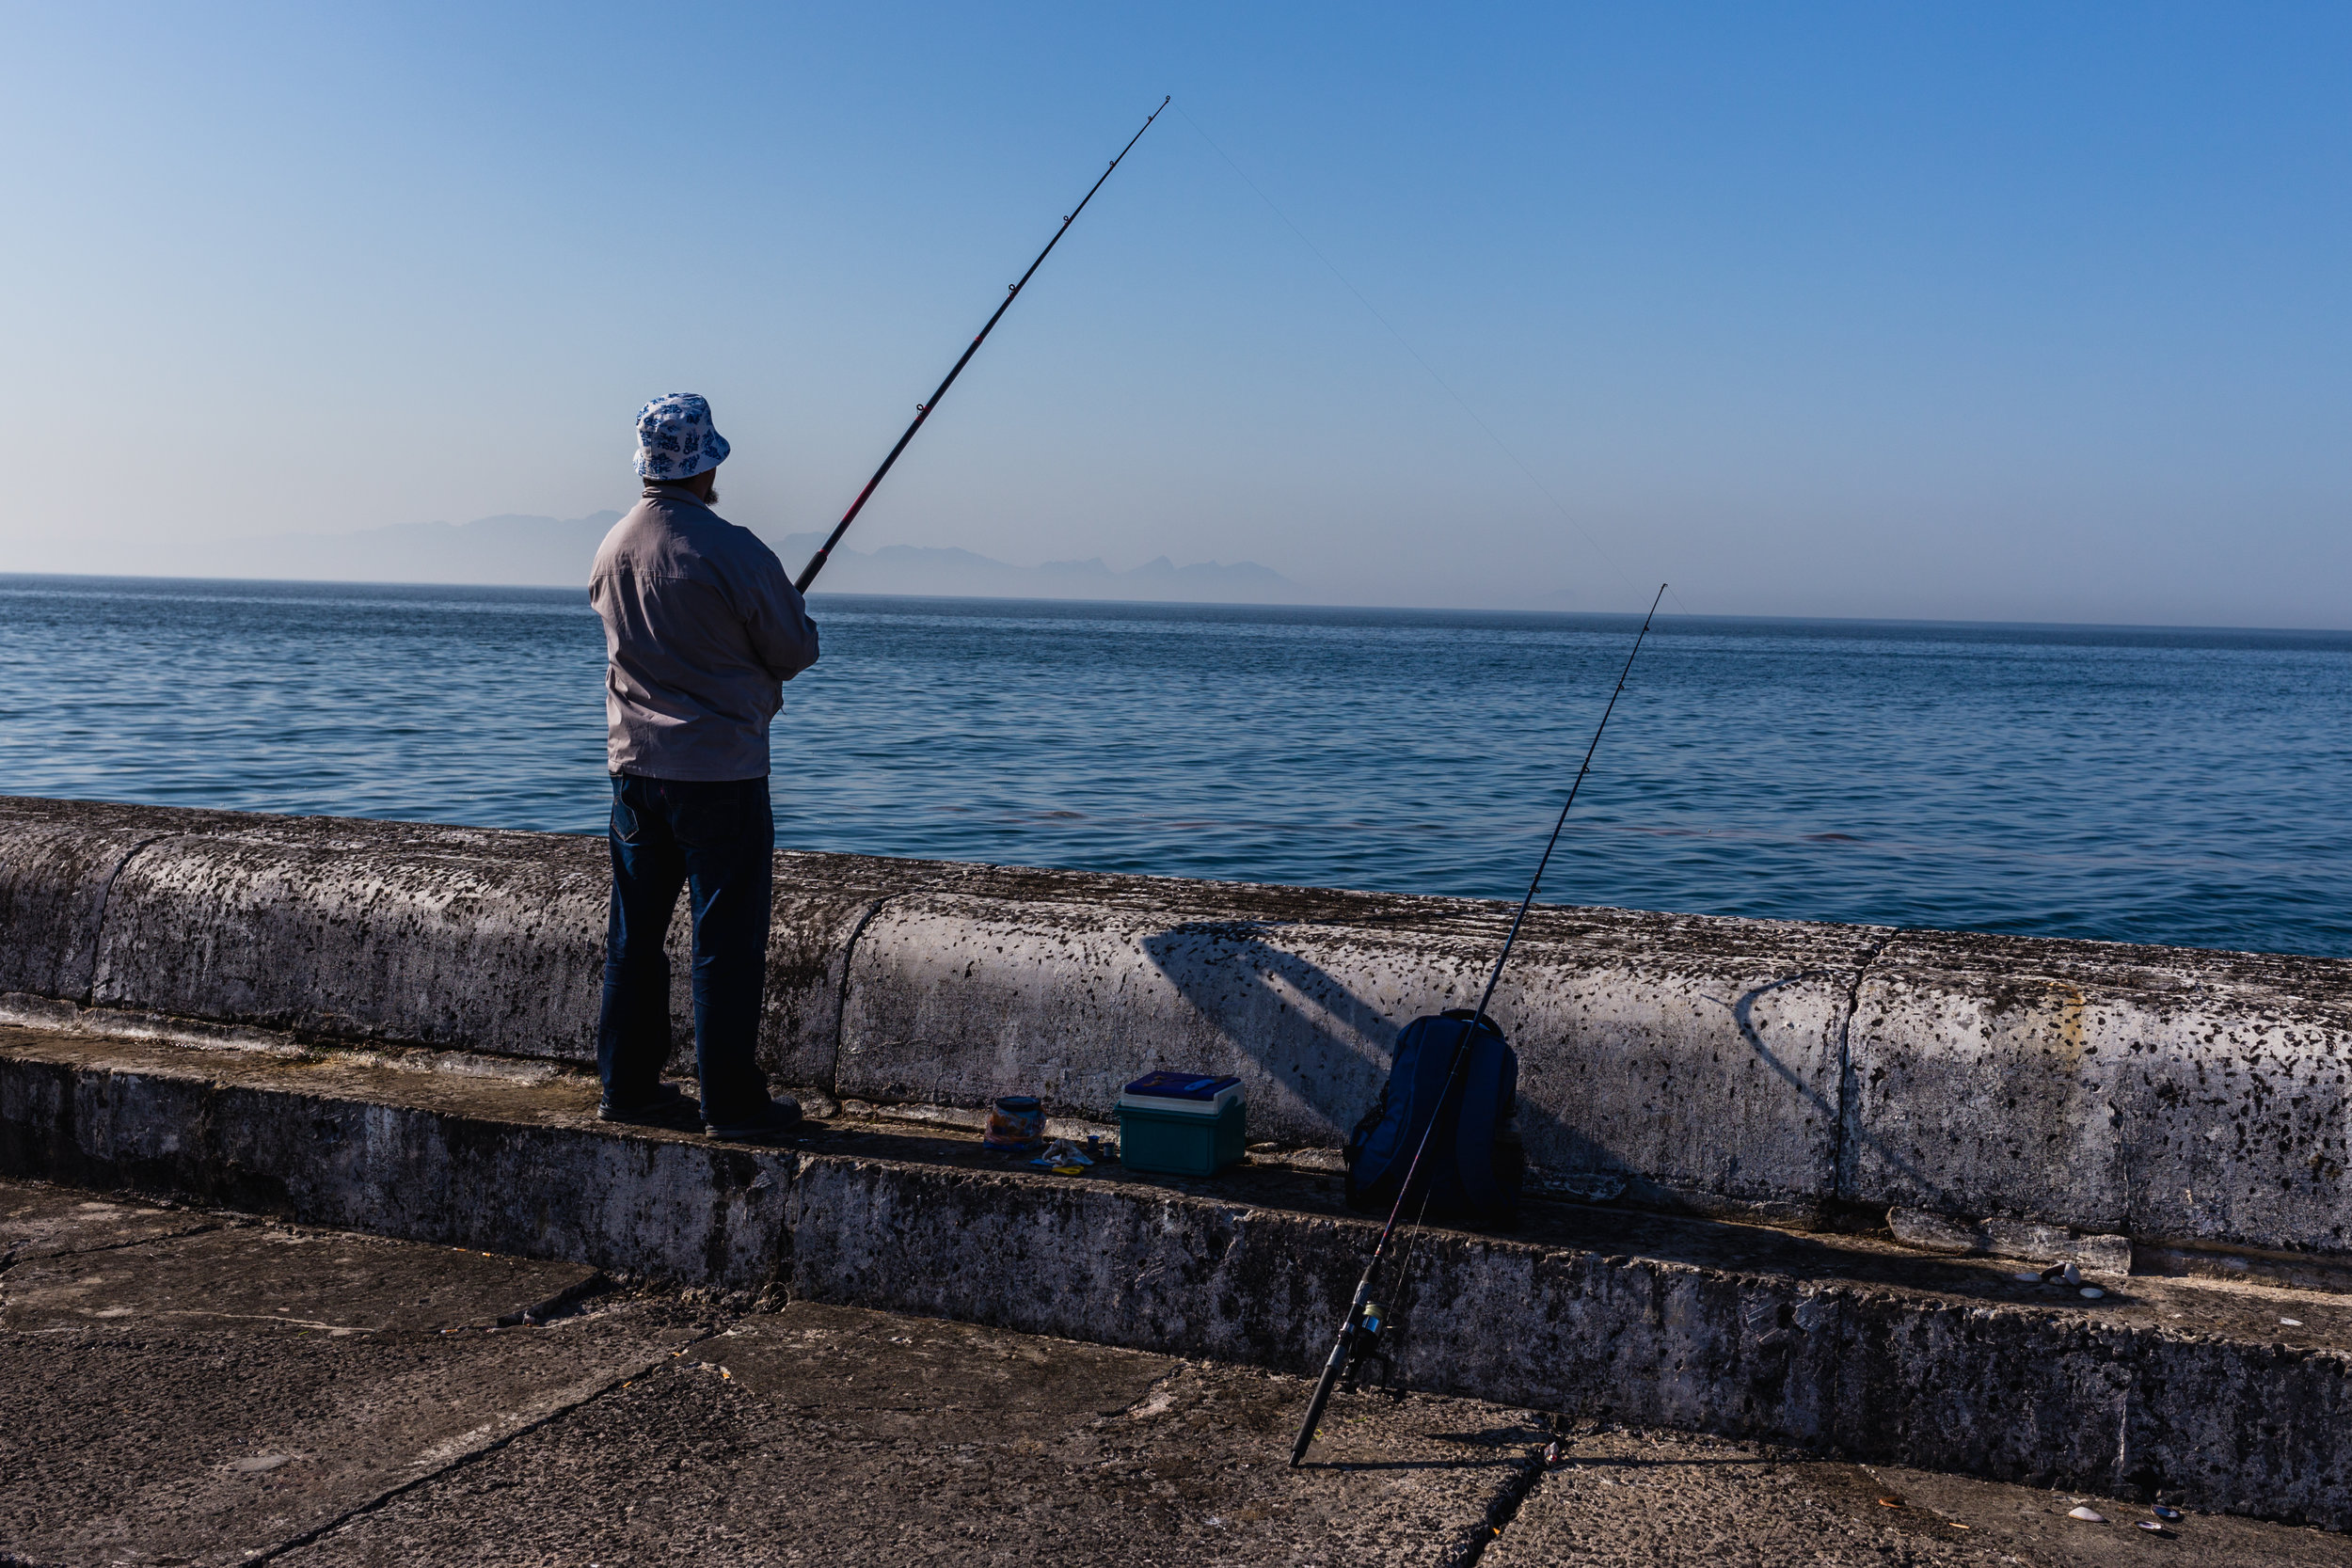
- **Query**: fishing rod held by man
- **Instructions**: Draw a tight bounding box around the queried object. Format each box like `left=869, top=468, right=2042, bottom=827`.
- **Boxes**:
left=580, top=103, right=1167, bottom=1140
left=795, top=95, right=1168, bottom=594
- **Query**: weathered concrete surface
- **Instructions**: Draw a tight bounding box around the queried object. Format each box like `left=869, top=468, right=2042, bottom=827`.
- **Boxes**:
left=0, top=797, right=244, bottom=1002
left=1888, top=1206, right=2135, bottom=1276
left=1869, top=1452, right=2352, bottom=1567
left=0, top=1181, right=1535, bottom=1567
left=286, top=1306, right=1539, bottom=1567
left=8, top=795, right=2352, bottom=1266
left=0, top=1183, right=706, bottom=1567
left=790, top=1146, right=2352, bottom=1527
left=1, top=1225, right=598, bottom=1335
left=0, top=1027, right=801, bottom=1289
left=1487, top=1427, right=2352, bottom=1566
left=1850, top=930, right=2352, bottom=1259
left=842, top=886, right=1877, bottom=1217
left=9, top=1178, right=2347, bottom=1567
left=1, top=1178, right=218, bottom=1260
left=89, top=816, right=619, bottom=1061
left=3, top=1024, right=2348, bottom=1528
left=88, top=815, right=932, bottom=1086
left=0, top=795, right=946, bottom=1086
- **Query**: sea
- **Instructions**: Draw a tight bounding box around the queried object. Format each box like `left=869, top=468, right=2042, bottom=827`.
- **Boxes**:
left=2, top=575, right=2346, bottom=958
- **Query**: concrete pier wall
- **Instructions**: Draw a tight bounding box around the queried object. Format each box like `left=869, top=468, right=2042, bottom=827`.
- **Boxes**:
left=3, top=794, right=2346, bottom=1265
left=7, top=1026, right=2349, bottom=1528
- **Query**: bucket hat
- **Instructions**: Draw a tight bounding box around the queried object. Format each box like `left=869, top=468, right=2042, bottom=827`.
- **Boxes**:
left=632, top=392, right=730, bottom=481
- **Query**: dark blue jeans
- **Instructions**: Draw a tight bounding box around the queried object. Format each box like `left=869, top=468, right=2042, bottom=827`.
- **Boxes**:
left=597, top=774, right=773, bottom=1124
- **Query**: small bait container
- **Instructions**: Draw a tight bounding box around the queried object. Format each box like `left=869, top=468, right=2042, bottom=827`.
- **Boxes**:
left=1116, top=1071, right=1246, bottom=1176
left=982, top=1095, right=1046, bottom=1153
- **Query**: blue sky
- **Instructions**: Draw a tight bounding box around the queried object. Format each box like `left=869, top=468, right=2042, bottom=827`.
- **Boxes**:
left=5, top=3, right=2347, bottom=624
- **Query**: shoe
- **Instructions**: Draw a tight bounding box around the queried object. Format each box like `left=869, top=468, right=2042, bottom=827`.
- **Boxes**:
left=706, top=1095, right=803, bottom=1142
left=597, top=1081, right=693, bottom=1123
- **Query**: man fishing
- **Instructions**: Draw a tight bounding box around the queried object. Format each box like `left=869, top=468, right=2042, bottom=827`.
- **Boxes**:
left=582, top=108, right=1158, bottom=1139
left=588, top=392, right=818, bottom=1140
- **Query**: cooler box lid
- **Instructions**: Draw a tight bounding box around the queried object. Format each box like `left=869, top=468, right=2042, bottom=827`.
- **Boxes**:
left=1118, top=1071, right=1244, bottom=1117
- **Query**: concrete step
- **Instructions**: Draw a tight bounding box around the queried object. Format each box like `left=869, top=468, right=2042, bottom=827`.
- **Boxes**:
left=28, top=1178, right=2342, bottom=1565
left=0, top=1022, right=2345, bottom=1530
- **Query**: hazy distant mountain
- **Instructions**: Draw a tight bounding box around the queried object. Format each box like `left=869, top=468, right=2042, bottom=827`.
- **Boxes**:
left=204, top=513, right=627, bottom=588
left=767, top=533, right=1301, bottom=603
left=199, top=513, right=1304, bottom=604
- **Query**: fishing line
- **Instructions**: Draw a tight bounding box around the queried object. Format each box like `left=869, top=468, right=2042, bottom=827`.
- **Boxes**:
left=1365, top=1152, right=1443, bottom=1392
left=1175, top=103, right=1689, bottom=620
left=1396, top=580, right=1666, bottom=1286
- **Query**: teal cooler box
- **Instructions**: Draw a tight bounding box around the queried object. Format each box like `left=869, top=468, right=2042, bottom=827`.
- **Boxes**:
left=1116, top=1072, right=1247, bottom=1176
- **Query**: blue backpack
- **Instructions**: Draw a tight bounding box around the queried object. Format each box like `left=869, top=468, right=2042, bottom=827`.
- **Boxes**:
left=1344, top=1009, right=1524, bottom=1226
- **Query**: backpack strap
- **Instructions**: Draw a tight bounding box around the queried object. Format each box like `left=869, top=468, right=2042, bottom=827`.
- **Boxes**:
left=1452, top=1030, right=1506, bottom=1212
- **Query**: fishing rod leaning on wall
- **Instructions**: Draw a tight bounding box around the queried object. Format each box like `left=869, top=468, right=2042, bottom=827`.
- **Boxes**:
left=1290, top=582, right=1669, bottom=1467
left=794, top=97, right=1168, bottom=593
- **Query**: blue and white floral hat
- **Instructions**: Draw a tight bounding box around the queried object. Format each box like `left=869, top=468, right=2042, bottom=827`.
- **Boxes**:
left=632, top=392, right=731, bottom=481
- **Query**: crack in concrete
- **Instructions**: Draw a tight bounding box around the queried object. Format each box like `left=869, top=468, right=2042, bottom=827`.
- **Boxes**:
left=824, top=895, right=897, bottom=1098
left=0, top=1218, right=244, bottom=1279
left=1438, top=1439, right=1548, bottom=1567
left=77, top=832, right=183, bottom=1007
left=1104, top=1359, right=1188, bottom=1421
left=241, top=1324, right=723, bottom=1565
left=1831, top=932, right=1898, bottom=1205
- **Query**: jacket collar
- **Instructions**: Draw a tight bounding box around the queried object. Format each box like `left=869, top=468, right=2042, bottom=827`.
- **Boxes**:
left=641, top=482, right=713, bottom=513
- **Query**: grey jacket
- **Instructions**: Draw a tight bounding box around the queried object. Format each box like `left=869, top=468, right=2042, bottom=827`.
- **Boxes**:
left=589, top=484, right=819, bottom=781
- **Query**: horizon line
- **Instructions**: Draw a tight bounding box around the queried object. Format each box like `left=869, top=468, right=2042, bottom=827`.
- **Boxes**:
left=4, top=569, right=2349, bottom=640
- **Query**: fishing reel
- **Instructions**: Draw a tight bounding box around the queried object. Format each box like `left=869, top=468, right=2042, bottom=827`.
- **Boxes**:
left=1338, top=1300, right=1406, bottom=1403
